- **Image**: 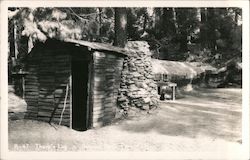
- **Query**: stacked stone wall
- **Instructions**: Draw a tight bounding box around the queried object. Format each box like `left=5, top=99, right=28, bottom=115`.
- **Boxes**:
left=118, top=41, right=159, bottom=113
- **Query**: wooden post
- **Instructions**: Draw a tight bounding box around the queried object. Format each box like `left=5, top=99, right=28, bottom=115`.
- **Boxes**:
left=69, top=58, right=72, bottom=129
left=59, top=84, right=69, bottom=125
left=22, top=76, right=25, bottom=98
left=14, top=20, right=18, bottom=59
left=86, top=58, right=93, bottom=129
left=172, top=86, right=175, bottom=101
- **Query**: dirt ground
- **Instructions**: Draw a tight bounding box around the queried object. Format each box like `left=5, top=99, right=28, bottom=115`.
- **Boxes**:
left=8, top=88, right=242, bottom=152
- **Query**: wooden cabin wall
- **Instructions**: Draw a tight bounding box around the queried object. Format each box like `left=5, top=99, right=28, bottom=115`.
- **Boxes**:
left=92, top=51, right=124, bottom=127
left=25, top=49, right=71, bottom=127
left=51, top=53, right=71, bottom=126
left=24, top=52, right=40, bottom=119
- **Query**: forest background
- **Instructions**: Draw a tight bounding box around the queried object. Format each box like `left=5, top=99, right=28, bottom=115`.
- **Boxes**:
left=8, top=7, right=242, bottom=73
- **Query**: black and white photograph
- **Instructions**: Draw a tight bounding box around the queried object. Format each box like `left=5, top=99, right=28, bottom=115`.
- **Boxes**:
left=0, top=0, right=249, bottom=159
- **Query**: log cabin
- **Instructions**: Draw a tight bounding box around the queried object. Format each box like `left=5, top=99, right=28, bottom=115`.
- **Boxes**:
left=24, top=39, right=127, bottom=131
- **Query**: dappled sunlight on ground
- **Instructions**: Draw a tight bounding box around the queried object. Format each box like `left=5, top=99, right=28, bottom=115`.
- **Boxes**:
left=119, top=88, right=241, bottom=142
left=8, top=88, right=242, bottom=151
left=8, top=88, right=27, bottom=120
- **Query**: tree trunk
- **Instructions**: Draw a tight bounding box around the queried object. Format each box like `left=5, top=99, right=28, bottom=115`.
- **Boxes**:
left=153, top=8, right=162, bottom=38
left=200, top=8, right=208, bottom=48
left=9, top=19, right=16, bottom=59
left=162, top=8, right=175, bottom=37
left=176, top=8, right=188, bottom=52
left=142, top=11, right=147, bottom=33
left=95, top=8, right=102, bottom=42
left=195, top=8, right=201, bottom=34
left=207, top=8, right=216, bottom=50
left=98, top=8, right=102, bottom=35
left=235, top=12, right=238, bottom=27
left=234, top=8, right=240, bottom=27
left=114, top=8, right=127, bottom=48
left=179, top=30, right=188, bottom=52
left=172, top=8, right=178, bottom=34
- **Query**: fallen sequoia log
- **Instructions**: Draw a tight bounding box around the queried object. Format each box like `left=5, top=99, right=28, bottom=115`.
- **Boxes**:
left=151, top=59, right=216, bottom=87
left=151, top=59, right=242, bottom=88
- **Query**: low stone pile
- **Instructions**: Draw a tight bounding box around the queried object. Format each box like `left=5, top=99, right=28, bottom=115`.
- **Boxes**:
left=117, top=41, right=159, bottom=113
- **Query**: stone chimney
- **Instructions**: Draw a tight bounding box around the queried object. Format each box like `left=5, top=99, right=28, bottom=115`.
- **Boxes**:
left=117, top=41, right=159, bottom=114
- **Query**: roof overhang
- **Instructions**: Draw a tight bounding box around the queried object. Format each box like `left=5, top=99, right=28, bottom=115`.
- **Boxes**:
left=64, top=39, right=128, bottom=57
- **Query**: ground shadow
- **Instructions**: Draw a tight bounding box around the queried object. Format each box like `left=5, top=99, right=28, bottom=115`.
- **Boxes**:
left=119, top=88, right=242, bottom=142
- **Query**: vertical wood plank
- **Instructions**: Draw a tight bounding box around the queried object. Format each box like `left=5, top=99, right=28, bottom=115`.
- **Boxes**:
left=22, top=76, right=25, bottom=98
left=88, top=52, right=95, bottom=128
left=86, top=53, right=94, bottom=128
left=69, top=56, right=73, bottom=129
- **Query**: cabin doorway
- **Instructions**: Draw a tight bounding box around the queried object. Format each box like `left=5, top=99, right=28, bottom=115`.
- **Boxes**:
left=71, top=59, right=90, bottom=131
